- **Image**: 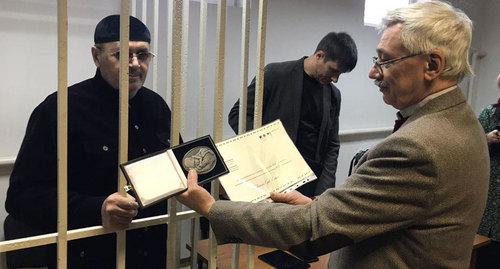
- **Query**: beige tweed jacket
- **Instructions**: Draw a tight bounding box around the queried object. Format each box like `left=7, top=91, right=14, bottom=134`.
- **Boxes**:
left=208, top=88, right=489, bottom=268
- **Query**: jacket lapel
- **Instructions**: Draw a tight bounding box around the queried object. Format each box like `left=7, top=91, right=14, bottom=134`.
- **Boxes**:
left=287, top=57, right=306, bottom=142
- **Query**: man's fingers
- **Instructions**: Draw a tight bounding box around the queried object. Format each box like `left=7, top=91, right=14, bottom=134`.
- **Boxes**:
left=125, top=193, right=139, bottom=207
left=112, top=214, right=133, bottom=224
left=108, top=206, right=138, bottom=218
left=107, top=192, right=139, bottom=209
left=270, top=191, right=312, bottom=205
left=187, top=169, right=199, bottom=188
left=270, top=192, right=289, bottom=203
left=115, top=195, right=138, bottom=210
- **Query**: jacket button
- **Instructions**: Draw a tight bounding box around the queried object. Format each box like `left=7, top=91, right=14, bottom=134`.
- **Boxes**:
left=80, top=250, right=85, bottom=258
left=102, top=145, right=109, bottom=151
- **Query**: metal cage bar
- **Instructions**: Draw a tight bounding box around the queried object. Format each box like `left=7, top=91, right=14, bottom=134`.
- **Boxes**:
left=197, top=0, right=208, bottom=137
left=232, top=0, right=251, bottom=267
left=56, top=0, right=68, bottom=268
left=253, top=0, right=268, bottom=129
left=237, top=0, right=251, bottom=135
left=246, top=1, right=268, bottom=267
left=152, top=0, right=159, bottom=92
left=209, top=0, right=227, bottom=267
left=131, top=0, right=137, bottom=16
left=181, top=0, right=189, bottom=137
left=0, top=210, right=201, bottom=252
left=191, top=1, right=208, bottom=267
left=116, top=2, right=131, bottom=268
left=167, top=0, right=185, bottom=268
left=141, top=0, right=147, bottom=22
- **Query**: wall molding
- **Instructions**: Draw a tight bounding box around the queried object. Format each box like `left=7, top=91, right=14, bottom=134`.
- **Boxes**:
left=0, top=126, right=393, bottom=168
left=0, top=157, right=16, bottom=167
left=339, top=126, right=392, bottom=137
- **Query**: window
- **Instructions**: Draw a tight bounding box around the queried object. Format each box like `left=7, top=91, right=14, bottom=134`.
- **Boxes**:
left=364, top=0, right=410, bottom=27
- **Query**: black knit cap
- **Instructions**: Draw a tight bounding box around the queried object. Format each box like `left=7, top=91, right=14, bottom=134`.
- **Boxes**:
left=94, top=15, right=151, bottom=44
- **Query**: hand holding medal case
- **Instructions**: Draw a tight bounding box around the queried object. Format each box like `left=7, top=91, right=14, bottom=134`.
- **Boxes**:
left=120, top=135, right=228, bottom=208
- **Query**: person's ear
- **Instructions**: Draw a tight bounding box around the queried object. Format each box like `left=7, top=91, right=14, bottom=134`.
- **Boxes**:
left=424, top=51, right=444, bottom=81
left=91, top=46, right=101, bottom=68
left=315, top=50, right=326, bottom=61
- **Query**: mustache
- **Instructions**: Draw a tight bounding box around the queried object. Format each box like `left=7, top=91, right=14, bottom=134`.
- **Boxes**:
left=374, top=80, right=388, bottom=88
left=129, top=70, right=142, bottom=77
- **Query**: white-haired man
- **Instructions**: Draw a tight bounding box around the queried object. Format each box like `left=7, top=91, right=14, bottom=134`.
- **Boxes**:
left=177, top=1, right=489, bottom=268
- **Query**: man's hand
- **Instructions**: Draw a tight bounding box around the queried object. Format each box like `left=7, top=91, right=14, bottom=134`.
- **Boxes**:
left=177, top=170, right=215, bottom=216
left=486, top=129, right=500, bottom=145
left=270, top=190, right=312, bottom=205
left=101, top=192, right=139, bottom=230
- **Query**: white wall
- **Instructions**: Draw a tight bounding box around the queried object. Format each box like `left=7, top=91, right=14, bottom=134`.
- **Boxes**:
left=0, top=0, right=498, bottom=267
left=469, top=0, right=500, bottom=113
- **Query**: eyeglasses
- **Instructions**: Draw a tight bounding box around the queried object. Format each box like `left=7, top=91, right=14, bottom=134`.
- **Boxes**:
left=96, top=47, right=156, bottom=63
left=372, top=53, right=421, bottom=76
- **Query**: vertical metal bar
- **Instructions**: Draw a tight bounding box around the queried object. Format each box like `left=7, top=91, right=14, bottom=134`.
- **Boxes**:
left=181, top=0, right=189, bottom=136
left=56, top=0, right=68, bottom=268
left=166, top=1, right=173, bottom=105
left=167, top=0, right=184, bottom=268
left=237, top=0, right=250, bottom=134
left=152, top=0, right=159, bottom=92
left=178, top=0, right=190, bottom=262
left=190, top=217, right=200, bottom=268
left=253, top=0, right=267, bottom=129
left=247, top=245, right=255, bottom=269
left=197, top=0, right=208, bottom=137
left=209, top=0, right=227, bottom=268
left=231, top=1, right=250, bottom=267
left=117, top=2, right=130, bottom=269
left=191, top=2, right=207, bottom=268
left=212, top=0, right=226, bottom=143
left=231, top=244, right=240, bottom=269
left=141, top=0, right=147, bottom=22
left=131, top=0, right=137, bottom=16
left=247, top=1, right=268, bottom=268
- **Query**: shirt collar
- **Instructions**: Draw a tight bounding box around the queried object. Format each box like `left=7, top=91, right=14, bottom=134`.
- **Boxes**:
left=399, top=84, right=457, bottom=119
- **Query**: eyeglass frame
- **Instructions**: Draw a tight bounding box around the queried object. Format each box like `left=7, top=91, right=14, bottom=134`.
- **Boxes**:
left=95, top=46, right=156, bottom=64
left=372, top=53, right=421, bottom=76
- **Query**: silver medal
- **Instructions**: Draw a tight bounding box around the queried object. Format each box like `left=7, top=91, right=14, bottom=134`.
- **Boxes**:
left=182, top=146, right=217, bottom=174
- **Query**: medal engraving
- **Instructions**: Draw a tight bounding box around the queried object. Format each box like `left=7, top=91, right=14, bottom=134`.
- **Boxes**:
left=182, top=146, right=217, bottom=174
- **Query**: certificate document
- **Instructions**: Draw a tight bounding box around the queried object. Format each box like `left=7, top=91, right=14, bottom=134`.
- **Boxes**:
left=216, top=120, right=316, bottom=202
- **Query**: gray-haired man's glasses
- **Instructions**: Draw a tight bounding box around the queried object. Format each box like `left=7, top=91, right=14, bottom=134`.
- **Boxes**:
left=372, top=53, right=421, bottom=76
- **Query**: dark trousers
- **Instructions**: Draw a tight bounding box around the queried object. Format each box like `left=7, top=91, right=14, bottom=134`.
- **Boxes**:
left=476, top=240, right=500, bottom=269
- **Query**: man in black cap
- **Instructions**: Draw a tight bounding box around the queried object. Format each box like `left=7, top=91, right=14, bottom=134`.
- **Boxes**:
left=5, top=15, right=171, bottom=268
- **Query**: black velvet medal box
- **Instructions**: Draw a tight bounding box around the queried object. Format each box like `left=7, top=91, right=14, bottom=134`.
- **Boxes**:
left=120, top=135, right=228, bottom=208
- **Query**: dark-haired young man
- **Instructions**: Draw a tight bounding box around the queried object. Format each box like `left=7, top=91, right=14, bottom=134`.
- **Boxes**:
left=228, top=32, right=358, bottom=196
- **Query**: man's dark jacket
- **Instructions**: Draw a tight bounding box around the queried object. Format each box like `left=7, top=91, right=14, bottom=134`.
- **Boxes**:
left=228, top=57, right=340, bottom=195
